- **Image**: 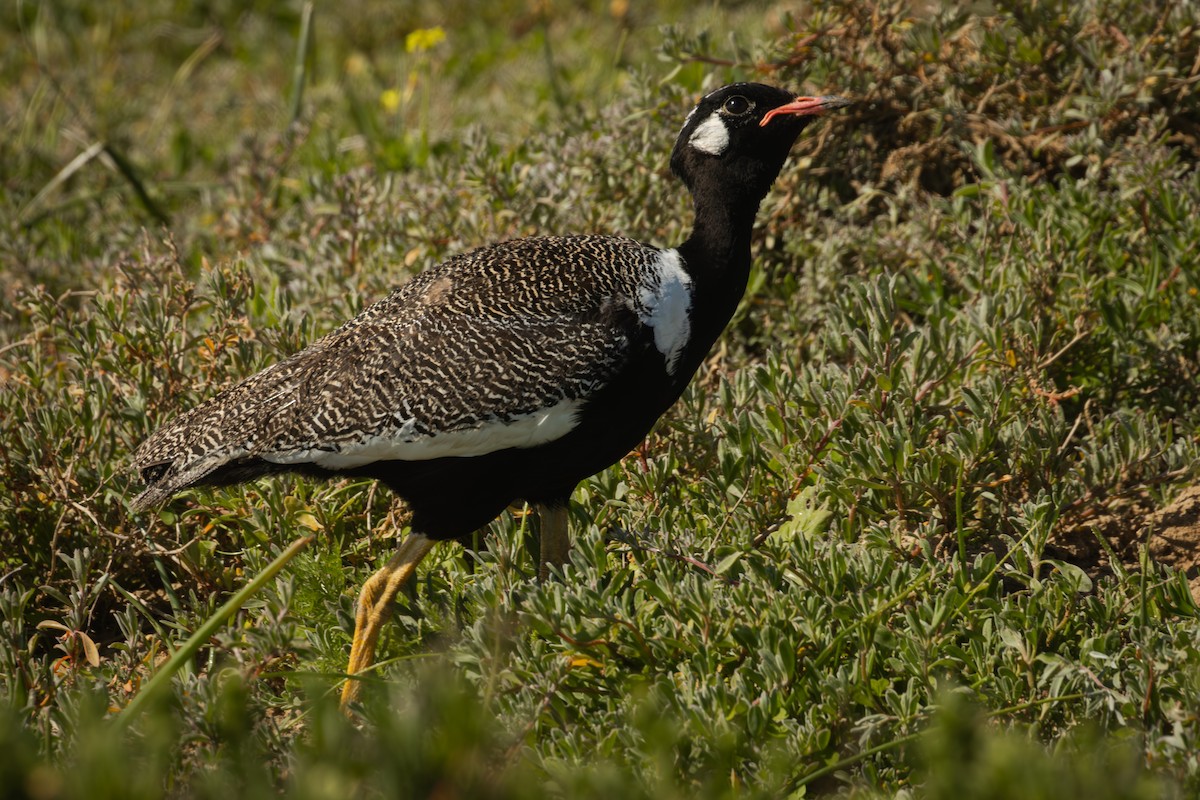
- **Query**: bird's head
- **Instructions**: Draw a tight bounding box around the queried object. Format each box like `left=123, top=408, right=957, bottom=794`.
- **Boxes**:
left=670, top=83, right=850, bottom=202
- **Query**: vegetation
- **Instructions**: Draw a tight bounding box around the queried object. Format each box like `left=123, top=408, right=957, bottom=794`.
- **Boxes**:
left=2, top=0, right=1199, bottom=796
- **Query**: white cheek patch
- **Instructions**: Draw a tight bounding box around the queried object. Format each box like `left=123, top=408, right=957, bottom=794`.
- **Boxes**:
left=688, top=113, right=729, bottom=156
left=636, top=249, right=693, bottom=375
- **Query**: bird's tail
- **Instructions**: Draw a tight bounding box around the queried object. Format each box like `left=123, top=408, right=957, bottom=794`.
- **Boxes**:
left=129, top=364, right=302, bottom=511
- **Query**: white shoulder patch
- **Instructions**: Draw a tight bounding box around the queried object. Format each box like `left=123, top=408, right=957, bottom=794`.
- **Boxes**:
left=636, top=249, right=693, bottom=375
left=688, top=113, right=729, bottom=156
left=264, top=398, right=582, bottom=469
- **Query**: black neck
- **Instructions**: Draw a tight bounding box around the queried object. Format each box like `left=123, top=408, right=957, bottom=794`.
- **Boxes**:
left=668, top=182, right=768, bottom=382
left=677, top=175, right=765, bottom=286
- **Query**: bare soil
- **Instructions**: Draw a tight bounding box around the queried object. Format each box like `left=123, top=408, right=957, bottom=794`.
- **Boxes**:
left=1051, top=485, right=1200, bottom=603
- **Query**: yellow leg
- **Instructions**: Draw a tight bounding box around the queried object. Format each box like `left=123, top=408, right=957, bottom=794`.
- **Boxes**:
left=537, top=504, right=570, bottom=582
left=340, top=532, right=437, bottom=709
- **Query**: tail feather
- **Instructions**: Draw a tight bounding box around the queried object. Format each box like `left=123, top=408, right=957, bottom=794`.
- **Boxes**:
left=130, top=308, right=413, bottom=509
left=130, top=355, right=314, bottom=509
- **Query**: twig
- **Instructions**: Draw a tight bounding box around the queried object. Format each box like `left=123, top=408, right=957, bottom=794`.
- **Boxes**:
left=607, top=526, right=728, bottom=582
left=1056, top=397, right=1091, bottom=458
left=1037, top=325, right=1091, bottom=370
left=1031, top=384, right=1081, bottom=405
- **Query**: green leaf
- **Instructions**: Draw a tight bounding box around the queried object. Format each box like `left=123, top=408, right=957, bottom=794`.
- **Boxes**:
left=715, top=551, right=742, bottom=575
left=1043, top=559, right=1094, bottom=593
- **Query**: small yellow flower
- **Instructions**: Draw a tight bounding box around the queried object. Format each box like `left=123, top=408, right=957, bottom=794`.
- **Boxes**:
left=405, top=26, right=446, bottom=54
left=380, top=88, right=401, bottom=112
left=567, top=654, right=603, bottom=669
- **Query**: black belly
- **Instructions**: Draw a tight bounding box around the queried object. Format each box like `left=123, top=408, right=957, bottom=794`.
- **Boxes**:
left=308, top=350, right=689, bottom=540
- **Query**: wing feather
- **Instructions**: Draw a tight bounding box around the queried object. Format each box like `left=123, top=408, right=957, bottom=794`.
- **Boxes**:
left=131, top=235, right=667, bottom=508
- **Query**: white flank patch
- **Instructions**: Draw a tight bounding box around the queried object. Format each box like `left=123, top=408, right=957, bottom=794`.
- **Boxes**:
left=264, top=398, right=583, bottom=469
left=637, top=249, right=693, bottom=375
left=688, top=113, right=729, bottom=156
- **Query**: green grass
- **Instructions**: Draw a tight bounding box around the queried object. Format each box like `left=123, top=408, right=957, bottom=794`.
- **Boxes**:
left=2, top=0, right=1200, bottom=796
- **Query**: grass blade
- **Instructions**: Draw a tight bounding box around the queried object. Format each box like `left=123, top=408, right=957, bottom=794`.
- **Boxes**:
left=112, top=534, right=313, bottom=730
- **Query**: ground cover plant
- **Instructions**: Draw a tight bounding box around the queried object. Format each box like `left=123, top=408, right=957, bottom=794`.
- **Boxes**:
left=2, top=0, right=1199, bottom=796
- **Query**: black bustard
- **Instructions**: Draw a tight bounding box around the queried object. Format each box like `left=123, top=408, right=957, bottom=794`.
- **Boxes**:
left=131, top=84, right=850, bottom=707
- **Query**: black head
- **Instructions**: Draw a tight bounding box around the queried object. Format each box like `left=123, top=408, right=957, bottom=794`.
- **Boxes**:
left=670, top=83, right=849, bottom=204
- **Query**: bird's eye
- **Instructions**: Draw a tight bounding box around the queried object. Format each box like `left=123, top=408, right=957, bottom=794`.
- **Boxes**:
left=722, top=95, right=752, bottom=116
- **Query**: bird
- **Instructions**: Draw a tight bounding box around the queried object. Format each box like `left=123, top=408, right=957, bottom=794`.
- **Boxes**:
left=130, top=83, right=850, bottom=707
